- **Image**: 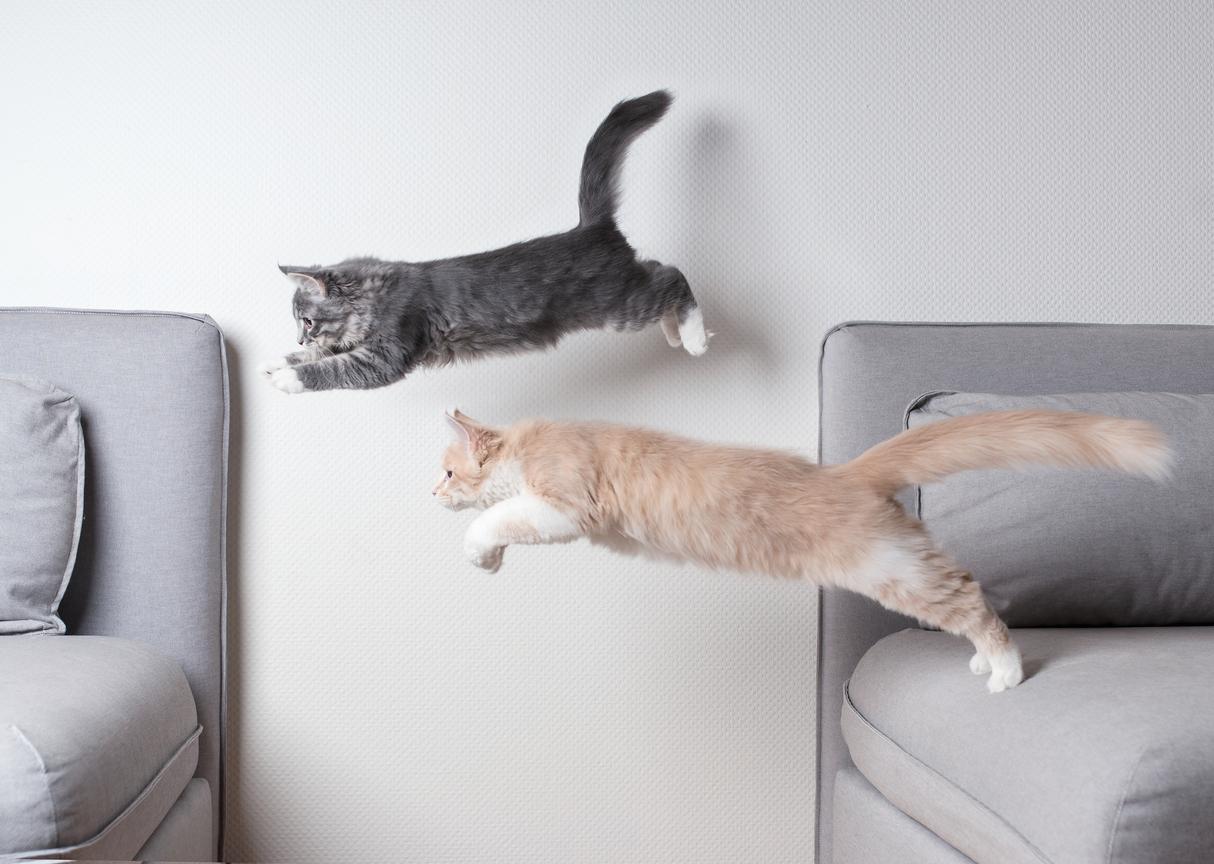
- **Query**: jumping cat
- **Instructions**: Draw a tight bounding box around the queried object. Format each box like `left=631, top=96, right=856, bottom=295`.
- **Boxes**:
left=432, top=409, right=1171, bottom=693
left=263, top=90, right=705, bottom=394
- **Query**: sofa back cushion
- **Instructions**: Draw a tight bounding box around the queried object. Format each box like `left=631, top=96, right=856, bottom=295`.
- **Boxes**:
left=0, top=374, right=85, bottom=634
left=909, top=390, right=1214, bottom=626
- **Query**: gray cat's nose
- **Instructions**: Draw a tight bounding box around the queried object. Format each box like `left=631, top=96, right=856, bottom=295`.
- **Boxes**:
left=297, top=336, right=305, bottom=345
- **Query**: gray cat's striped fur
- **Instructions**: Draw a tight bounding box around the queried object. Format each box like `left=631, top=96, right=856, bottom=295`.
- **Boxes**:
left=264, top=90, right=706, bottom=394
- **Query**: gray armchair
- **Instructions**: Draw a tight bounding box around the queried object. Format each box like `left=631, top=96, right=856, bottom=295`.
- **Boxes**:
left=816, top=322, right=1214, bottom=864
left=0, top=308, right=227, bottom=861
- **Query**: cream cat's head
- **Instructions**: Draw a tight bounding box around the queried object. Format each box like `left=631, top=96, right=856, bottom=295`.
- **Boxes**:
left=433, top=410, right=502, bottom=510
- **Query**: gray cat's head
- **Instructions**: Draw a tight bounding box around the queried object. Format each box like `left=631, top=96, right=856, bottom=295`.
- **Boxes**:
left=278, top=261, right=384, bottom=351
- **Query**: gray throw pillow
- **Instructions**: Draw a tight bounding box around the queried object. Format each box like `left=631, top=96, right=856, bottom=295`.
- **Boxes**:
left=907, top=391, right=1214, bottom=627
left=0, top=375, right=85, bottom=634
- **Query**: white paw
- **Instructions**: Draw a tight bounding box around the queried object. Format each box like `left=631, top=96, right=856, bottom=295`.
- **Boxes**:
left=464, top=538, right=503, bottom=572
left=985, top=649, right=1024, bottom=693
left=678, top=306, right=710, bottom=356
left=259, top=356, right=290, bottom=376
left=969, top=652, right=992, bottom=675
left=660, top=311, right=683, bottom=347
left=269, top=367, right=305, bottom=394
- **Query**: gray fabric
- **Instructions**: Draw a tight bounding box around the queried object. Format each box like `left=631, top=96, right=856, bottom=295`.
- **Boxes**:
left=833, top=767, right=975, bottom=864
left=843, top=627, right=1214, bottom=864
left=0, top=307, right=228, bottom=856
left=909, top=391, right=1214, bottom=626
left=135, top=779, right=213, bottom=863
left=0, top=635, right=200, bottom=857
left=0, top=375, right=84, bottom=634
left=815, top=321, right=1214, bottom=863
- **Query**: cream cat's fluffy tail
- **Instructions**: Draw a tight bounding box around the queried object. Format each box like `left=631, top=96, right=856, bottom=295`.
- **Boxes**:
left=843, top=409, right=1173, bottom=496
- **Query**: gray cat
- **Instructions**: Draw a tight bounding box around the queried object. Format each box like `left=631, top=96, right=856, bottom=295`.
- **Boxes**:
left=263, top=90, right=707, bottom=394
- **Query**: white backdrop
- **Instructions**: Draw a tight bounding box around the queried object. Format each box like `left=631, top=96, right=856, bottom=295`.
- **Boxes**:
left=3, top=3, right=1213, bottom=862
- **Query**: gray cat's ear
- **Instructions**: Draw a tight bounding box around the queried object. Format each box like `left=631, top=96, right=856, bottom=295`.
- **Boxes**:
left=279, top=265, right=328, bottom=297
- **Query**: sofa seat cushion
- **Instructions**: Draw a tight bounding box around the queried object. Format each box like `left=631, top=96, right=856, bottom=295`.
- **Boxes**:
left=843, top=627, right=1214, bottom=864
left=0, top=636, right=201, bottom=859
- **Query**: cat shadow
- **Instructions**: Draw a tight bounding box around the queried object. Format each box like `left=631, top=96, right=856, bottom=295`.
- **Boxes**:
left=477, top=111, right=780, bottom=416
left=672, top=112, right=778, bottom=372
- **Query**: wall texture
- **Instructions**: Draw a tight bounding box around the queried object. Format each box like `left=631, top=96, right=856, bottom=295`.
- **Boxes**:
left=3, top=3, right=1212, bottom=862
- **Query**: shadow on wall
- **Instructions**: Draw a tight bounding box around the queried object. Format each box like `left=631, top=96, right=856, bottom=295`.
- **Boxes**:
left=675, top=112, right=778, bottom=371
left=468, top=111, right=781, bottom=423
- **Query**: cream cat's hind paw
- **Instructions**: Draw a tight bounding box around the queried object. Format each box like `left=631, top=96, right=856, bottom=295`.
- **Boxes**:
left=985, top=650, right=1024, bottom=693
left=269, top=367, right=305, bottom=394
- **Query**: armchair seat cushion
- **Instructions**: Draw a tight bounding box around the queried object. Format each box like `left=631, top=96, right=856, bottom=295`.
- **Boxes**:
left=0, top=636, right=201, bottom=859
left=842, top=627, right=1214, bottom=864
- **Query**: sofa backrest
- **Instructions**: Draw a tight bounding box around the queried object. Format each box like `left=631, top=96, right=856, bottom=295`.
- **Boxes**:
left=815, top=321, right=1214, bottom=864
left=0, top=308, right=227, bottom=858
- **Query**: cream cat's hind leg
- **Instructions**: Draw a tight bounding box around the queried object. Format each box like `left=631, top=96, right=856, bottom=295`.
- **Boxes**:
left=855, top=539, right=1023, bottom=693
left=464, top=494, right=583, bottom=572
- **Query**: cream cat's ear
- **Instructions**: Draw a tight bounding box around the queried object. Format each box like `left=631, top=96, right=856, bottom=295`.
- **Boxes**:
left=446, top=409, right=472, bottom=449
left=446, top=409, right=500, bottom=462
left=278, top=265, right=328, bottom=297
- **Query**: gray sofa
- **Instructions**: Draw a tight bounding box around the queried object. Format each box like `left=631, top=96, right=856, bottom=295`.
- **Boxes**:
left=816, top=322, right=1214, bottom=864
left=0, top=308, right=227, bottom=861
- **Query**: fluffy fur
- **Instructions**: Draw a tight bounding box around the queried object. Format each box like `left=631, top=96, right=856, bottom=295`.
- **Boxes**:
left=263, top=90, right=706, bottom=394
left=433, top=409, right=1171, bottom=692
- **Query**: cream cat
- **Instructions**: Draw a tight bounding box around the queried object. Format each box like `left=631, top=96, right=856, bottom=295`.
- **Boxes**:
left=433, top=409, right=1170, bottom=692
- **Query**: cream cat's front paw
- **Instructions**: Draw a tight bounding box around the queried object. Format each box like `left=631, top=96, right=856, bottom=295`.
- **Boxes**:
left=269, top=367, right=305, bottom=394
left=969, top=652, right=992, bottom=675
left=464, top=520, right=503, bottom=571
left=464, top=537, right=503, bottom=572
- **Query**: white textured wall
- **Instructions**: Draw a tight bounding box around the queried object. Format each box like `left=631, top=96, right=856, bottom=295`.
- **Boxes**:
left=4, top=3, right=1213, bottom=862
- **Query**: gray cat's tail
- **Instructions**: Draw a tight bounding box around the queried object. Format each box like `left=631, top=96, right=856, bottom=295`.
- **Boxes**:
left=578, top=90, right=673, bottom=227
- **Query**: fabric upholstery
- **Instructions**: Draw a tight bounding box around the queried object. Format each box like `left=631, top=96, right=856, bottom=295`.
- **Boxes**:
left=843, top=627, right=1214, bottom=864
left=909, top=390, right=1214, bottom=626
left=833, top=767, right=975, bottom=864
left=815, top=321, right=1214, bottom=863
left=0, top=307, right=228, bottom=853
left=0, top=635, right=200, bottom=859
left=0, top=375, right=84, bottom=634
left=134, top=779, right=213, bottom=863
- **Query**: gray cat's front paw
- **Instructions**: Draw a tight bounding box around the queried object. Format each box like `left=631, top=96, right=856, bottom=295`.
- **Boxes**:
left=259, top=356, right=290, bottom=376
left=269, top=367, right=305, bottom=394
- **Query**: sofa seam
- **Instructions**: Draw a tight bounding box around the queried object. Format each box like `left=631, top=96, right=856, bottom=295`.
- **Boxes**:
left=843, top=682, right=1053, bottom=864
left=0, top=306, right=214, bottom=327
left=14, top=724, right=203, bottom=859
left=813, top=322, right=836, bottom=864
left=214, top=317, right=230, bottom=860
left=1105, top=744, right=1149, bottom=864
left=10, top=724, right=61, bottom=849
